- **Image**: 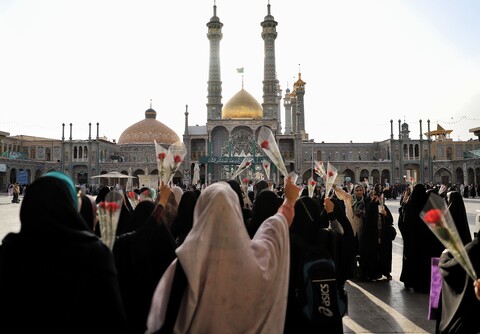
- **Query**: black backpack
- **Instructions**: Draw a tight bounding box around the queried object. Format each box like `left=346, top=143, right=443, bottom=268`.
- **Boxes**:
left=292, top=233, right=347, bottom=325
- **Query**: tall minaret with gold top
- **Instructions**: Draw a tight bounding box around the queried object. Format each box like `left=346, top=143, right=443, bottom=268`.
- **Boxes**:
left=206, top=2, right=223, bottom=120
left=261, top=2, right=280, bottom=122
left=293, top=71, right=306, bottom=136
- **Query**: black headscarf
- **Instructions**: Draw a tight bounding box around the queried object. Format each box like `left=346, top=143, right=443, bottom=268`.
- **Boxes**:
left=19, top=175, right=94, bottom=242
left=170, top=190, right=197, bottom=245
left=130, top=200, right=156, bottom=231
left=446, top=191, right=472, bottom=245
left=409, top=183, right=428, bottom=213
left=96, top=186, right=111, bottom=204
left=227, top=180, right=244, bottom=208
left=247, top=190, right=282, bottom=238
left=254, top=180, right=269, bottom=198
left=291, top=196, right=323, bottom=245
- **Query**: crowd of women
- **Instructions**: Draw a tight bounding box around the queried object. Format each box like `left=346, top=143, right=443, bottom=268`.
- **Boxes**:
left=0, top=170, right=479, bottom=333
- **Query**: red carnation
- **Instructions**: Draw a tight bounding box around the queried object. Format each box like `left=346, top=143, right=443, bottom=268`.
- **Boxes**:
left=174, top=154, right=182, bottom=163
left=328, top=171, right=334, bottom=177
left=260, top=140, right=269, bottom=149
left=264, top=164, right=268, bottom=168
left=99, top=201, right=120, bottom=213
left=127, top=191, right=136, bottom=199
left=245, top=161, right=251, bottom=166
left=423, top=209, right=443, bottom=224
left=158, top=152, right=166, bottom=160
left=107, top=202, right=120, bottom=212
left=242, top=177, right=249, bottom=184
left=310, top=180, right=316, bottom=186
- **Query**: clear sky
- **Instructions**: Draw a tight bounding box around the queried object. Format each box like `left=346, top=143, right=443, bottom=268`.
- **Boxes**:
left=1, top=0, right=479, bottom=143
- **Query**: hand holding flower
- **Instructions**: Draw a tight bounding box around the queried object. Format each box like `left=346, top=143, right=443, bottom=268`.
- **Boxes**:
left=420, top=192, right=477, bottom=280
left=257, top=126, right=288, bottom=177
left=97, top=190, right=123, bottom=250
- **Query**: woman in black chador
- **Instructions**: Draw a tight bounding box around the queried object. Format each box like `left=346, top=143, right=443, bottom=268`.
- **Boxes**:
left=285, top=196, right=346, bottom=334
left=436, top=190, right=473, bottom=334
left=399, top=183, right=444, bottom=292
left=247, top=189, right=282, bottom=238
left=113, top=185, right=177, bottom=334
left=439, top=235, right=480, bottom=333
left=0, top=172, right=127, bottom=333
left=170, top=190, right=198, bottom=245
left=360, top=185, right=395, bottom=281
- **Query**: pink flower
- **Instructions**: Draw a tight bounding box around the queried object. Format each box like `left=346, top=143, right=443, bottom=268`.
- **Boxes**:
left=260, top=140, right=269, bottom=149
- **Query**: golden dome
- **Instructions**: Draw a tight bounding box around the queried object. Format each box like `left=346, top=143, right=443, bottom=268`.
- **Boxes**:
left=118, top=108, right=180, bottom=145
left=222, top=89, right=263, bottom=119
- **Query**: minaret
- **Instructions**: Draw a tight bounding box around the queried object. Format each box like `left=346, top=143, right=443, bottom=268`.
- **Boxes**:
left=184, top=105, right=189, bottom=135
left=283, top=87, right=292, bottom=134
left=293, top=70, right=306, bottom=135
left=261, top=2, right=279, bottom=120
left=276, top=80, right=282, bottom=133
left=290, top=89, right=297, bottom=134
left=206, top=1, right=223, bottom=120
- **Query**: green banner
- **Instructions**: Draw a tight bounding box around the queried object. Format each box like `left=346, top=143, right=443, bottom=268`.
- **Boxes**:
left=199, top=156, right=266, bottom=165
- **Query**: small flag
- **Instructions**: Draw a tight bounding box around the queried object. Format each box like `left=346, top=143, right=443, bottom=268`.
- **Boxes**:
left=236, top=67, right=244, bottom=73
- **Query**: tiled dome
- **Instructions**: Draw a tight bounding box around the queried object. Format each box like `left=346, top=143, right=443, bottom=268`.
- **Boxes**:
left=118, top=108, right=180, bottom=145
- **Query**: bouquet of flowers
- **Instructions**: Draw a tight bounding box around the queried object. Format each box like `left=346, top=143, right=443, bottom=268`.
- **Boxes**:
left=155, top=140, right=187, bottom=186
left=307, top=177, right=316, bottom=198
left=420, top=192, right=477, bottom=280
left=231, top=155, right=253, bottom=180
left=257, top=126, right=298, bottom=183
left=126, top=191, right=139, bottom=209
left=97, top=189, right=123, bottom=250
left=324, top=162, right=338, bottom=198
left=262, top=160, right=271, bottom=180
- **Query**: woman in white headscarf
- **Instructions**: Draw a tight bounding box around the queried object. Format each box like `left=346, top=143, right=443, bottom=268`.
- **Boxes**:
left=170, top=185, right=184, bottom=208
left=146, top=177, right=299, bottom=333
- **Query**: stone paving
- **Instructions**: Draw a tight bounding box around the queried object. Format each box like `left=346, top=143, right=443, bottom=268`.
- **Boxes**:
left=0, top=193, right=479, bottom=333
